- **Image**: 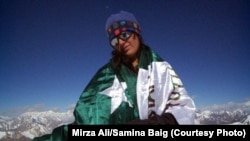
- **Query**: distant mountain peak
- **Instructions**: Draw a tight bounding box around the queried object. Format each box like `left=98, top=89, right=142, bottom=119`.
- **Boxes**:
left=0, top=101, right=250, bottom=140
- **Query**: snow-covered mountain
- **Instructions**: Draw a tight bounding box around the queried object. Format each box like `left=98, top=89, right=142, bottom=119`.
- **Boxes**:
left=0, top=101, right=250, bottom=141
left=195, top=100, right=250, bottom=125
left=196, top=109, right=250, bottom=125
left=0, top=110, right=74, bottom=141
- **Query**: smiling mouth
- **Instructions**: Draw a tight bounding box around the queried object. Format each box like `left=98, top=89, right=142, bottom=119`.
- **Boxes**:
left=124, top=43, right=130, bottom=49
left=122, top=45, right=130, bottom=52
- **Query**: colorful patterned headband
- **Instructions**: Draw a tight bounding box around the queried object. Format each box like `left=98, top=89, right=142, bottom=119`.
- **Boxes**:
left=107, top=20, right=141, bottom=40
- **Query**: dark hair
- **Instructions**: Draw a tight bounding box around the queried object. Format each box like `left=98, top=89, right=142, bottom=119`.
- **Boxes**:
left=111, top=33, right=145, bottom=72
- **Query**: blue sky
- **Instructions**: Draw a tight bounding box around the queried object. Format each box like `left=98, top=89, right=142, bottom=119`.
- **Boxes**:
left=0, top=0, right=249, bottom=116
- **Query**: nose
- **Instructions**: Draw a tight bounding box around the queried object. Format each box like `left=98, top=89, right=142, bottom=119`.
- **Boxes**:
left=118, top=38, right=126, bottom=46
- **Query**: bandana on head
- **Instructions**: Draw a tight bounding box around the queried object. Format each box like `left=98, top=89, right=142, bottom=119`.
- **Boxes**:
left=105, top=11, right=141, bottom=40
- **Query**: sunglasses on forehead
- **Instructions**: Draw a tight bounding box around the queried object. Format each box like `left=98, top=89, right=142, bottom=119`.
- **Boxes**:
left=110, top=31, right=133, bottom=47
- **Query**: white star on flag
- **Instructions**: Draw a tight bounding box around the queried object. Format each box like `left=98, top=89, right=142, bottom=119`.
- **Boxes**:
left=100, top=76, right=133, bottom=114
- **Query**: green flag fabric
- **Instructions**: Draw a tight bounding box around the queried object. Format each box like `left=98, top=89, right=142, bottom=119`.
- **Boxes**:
left=32, top=45, right=196, bottom=141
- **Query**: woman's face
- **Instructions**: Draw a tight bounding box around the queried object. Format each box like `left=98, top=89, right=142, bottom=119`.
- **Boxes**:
left=114, top=32, right=140, bottom=59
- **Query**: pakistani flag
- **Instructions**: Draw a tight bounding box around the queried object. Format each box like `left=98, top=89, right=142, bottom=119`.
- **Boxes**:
left=32, top=45, right=196, bottom=141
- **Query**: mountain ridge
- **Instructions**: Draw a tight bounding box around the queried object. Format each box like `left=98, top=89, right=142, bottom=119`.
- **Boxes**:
left=1, top=101, right=250, bottom=141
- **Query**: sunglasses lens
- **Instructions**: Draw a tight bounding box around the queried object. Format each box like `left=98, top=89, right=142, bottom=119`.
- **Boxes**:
left=110, top=31, right=132, bottom=47
left=110, top=38, right=118, bottom=47
left=119, top=31, right=132, bottom=40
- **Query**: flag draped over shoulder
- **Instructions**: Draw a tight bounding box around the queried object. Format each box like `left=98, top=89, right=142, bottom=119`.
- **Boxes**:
left=32, top=45, right=196, bottom=141
left=73, top=45, right=163, bottom=125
